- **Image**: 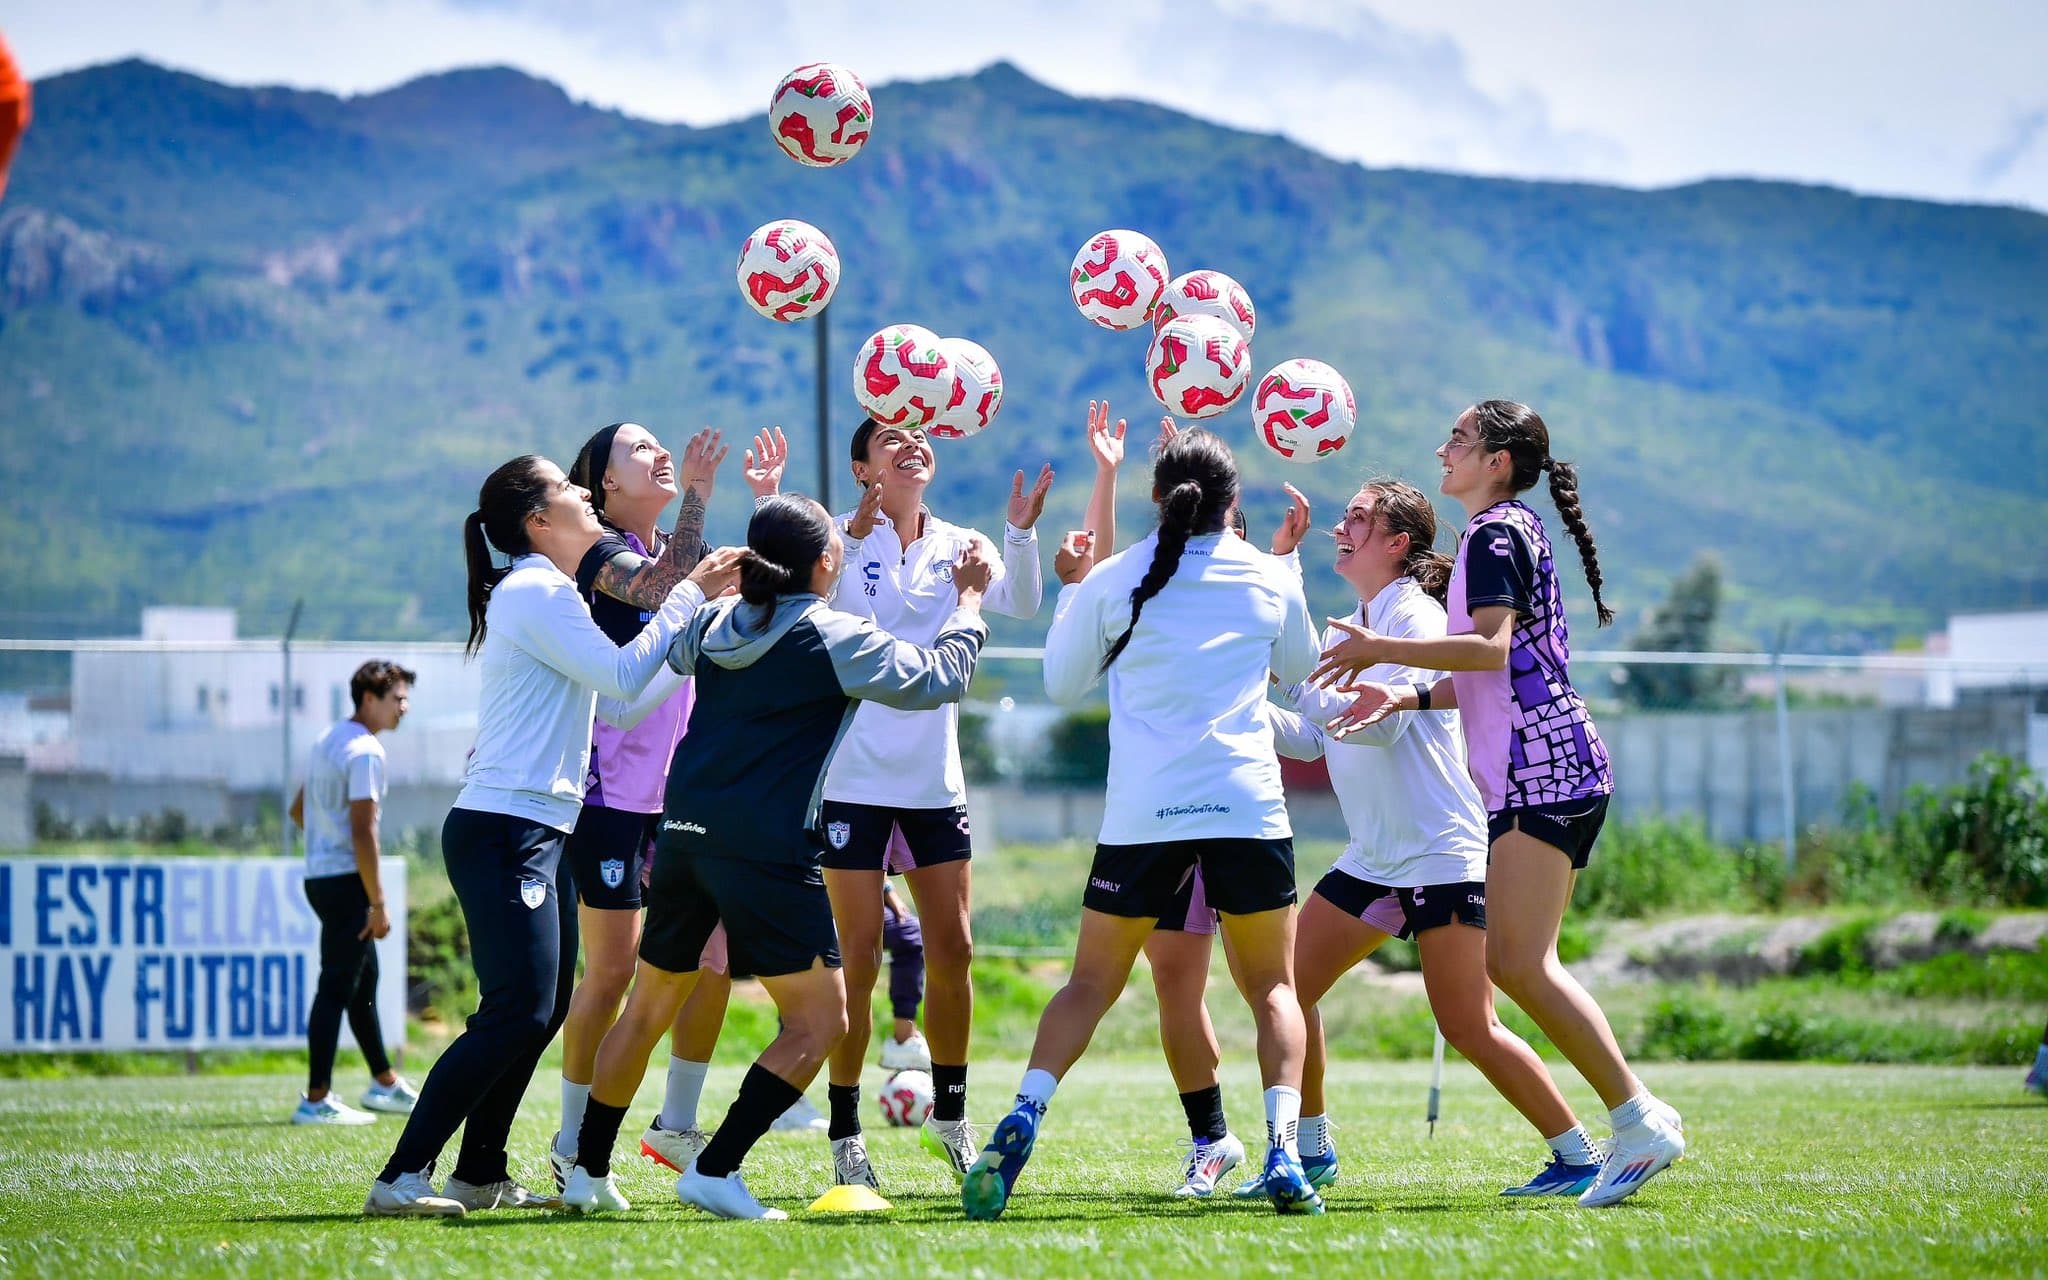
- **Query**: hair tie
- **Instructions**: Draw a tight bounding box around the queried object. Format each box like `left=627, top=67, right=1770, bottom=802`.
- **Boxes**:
left=1540, top=456, right=1555, bottom=473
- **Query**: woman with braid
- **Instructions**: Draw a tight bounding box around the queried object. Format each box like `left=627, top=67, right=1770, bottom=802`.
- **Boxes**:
left=963, top=427, right=1324, bottom=1221
left=1312, top=400, right=1685, bottom=1207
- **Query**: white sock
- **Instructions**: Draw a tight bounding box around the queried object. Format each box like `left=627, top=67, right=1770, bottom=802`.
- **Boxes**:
left=1016, top=1068, right=1059, bottom=1112
left=557, top=1079, right=590, bottom=1157
left=1298, top=1113, right=1330, bottom=1158
left=1545, top=1124, right=1599, bottom=1165
left=1609, top=1089, right=1656, bottom=1131
left=661, top=1056, right=710, bottom=1131
left=1264, top=1085, right=1302, bottom=1159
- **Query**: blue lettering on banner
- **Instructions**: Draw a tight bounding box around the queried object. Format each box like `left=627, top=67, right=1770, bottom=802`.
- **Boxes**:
left=135, top=866, right=165, bottom=947
left=0, top=864, right=9, bottom=947
left=35, top=865, right=62, bottom=946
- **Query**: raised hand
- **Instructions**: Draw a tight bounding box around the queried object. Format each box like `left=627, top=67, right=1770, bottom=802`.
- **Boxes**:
left=1055, top=530, right=1096, bottom=585
left=1271, top=483, right=1312, bottom=556
left=686, top=545, right=746, bottom=597
left=847, top=471, right=886, bottom=539
left=743, top=427, right=788, bottom=499
left=1087, top=401, right=1127, bottom=472
left=952, top=539, right=995, bottom=600
left=1157, top=415, right=1179, bottom=447
left=1007, top=463, right=1055, bottom=529
left=677, top=428, right=729, bottom=501
left=1326, top=681, right=1402, bottom=739
left=1308, top=616, right=1389, bottom=687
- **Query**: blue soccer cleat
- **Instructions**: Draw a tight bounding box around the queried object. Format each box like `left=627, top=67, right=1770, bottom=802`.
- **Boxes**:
left=1260, top=1145, right=1325, bottom=1215
left=961, top=1104, right=1040, bottom=1222
left=1500, top=1152, right=1604, bottom=1197
left=1233, top=1141, right=1338, bottom=1198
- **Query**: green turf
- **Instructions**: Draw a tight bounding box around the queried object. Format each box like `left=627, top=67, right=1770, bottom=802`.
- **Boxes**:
left=1, top=1060, right=2042, bottom=1278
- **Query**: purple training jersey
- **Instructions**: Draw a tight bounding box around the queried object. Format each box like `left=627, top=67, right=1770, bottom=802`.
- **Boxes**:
left=575, top=527, right=696, bottom=815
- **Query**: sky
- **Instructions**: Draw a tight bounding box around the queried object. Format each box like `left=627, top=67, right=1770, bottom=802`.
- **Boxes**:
left=9, top=0, right=2047, bottom=210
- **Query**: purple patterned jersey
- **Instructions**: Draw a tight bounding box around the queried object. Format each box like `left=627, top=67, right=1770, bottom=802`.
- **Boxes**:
left=1445, top=500, right=1612, bottom=812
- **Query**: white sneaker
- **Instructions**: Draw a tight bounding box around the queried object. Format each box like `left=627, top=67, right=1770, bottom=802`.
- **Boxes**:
left=359, top=1077, right=420, bottom=1115
left=294, top=1094, right=375, bottom=1126
left=676, top=1161, right=788, bottom=1220
left=880, top=1031, right=932, bottom=1071
left=1579, top=1113, right=1686, bottom=1207
left=920, top=1115, right=979, bottom=1181
left=547, top=1133, right=575, bottom=1192
left=441, top=1177, right=560, bottom=1211
left=364, top=1168, right=465, bottom=1217
left=1173, top=1132, right=1245, bottom=1197
left=769, top=1095, right=829, bottom=1133
left=561, top=1165, right=631, bottom=1214
left=640, top=1118, right=711, bottom=1173
left=832, top=1133, right=880, bottom=1190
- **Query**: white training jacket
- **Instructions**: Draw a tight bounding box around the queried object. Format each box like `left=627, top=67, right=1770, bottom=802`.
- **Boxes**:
left=1267, top=574, right=1489, bottom=888
left=822, top=505, right=1041, bottom=809
left=1044, top=531, right=1318, bottom=844
left=456, top=553, right=705, bottom=832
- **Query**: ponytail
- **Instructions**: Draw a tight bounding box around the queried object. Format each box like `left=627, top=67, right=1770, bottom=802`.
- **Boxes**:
left=463, top=512, right=507, bottom=657
left=737, top=548, right=797, bottom=606
left=1465, top=400, right=1615, bottom=626
left=1100, top=428, right=1238, bottom=673
left=1545, top=457, right=1614, bottom=626
left=741, top=493, right=833, bottom=606
left=462, top=454, right=553, bottom=657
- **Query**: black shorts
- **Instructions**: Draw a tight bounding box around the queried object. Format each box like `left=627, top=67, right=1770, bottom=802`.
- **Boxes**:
left=1084, top=838, right=1295, bottom=920
left=1151, top=866, right=1219, bottom=936
left=1489, top=795, right=1611, bottom=870
left=818, top=800, right=973, bottom=873
left=564, top=805, right=656, bottom=910
left=1313, top=869, right=1486, bottom=940
left=642, top=850, right=840, bottom=980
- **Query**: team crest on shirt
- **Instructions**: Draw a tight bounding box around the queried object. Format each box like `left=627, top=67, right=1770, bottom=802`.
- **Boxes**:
left=827, top=821, right=852, bottom=850
left=519, top=877, right=546, bottom=910
left=600, top=859, right=626, bottom=889
left=932, top=559, right=955, bottom=582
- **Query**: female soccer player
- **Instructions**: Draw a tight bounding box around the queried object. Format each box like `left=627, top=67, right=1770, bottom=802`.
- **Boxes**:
left=1311, top=400, right=1685, bottom=1207
left=562, top=494, right=991, bottom=1220
left=362, top=454, right=738, bottom=1218
left=1233, top=478, right=1608, bottom=1200
left=963, top=426, right=1325, bottom=1221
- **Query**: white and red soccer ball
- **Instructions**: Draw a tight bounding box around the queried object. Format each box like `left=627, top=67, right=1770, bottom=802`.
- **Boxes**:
left=1252, top=359, right=1357, bottom=463
left=769, top=63, right=872, bottom=168
left=931, top=338, right=1004, bottom=439
left=853, top=324, right=953, bottom=428
left=877, top=1069, right=934, bottom=1127
left=1147, top=315, right=1251, bottom=420
left=1069, top=229, right=1169, bottom=330
left=735, top=219, right=839, bottom=322
left=1152, top=270, right=1256, bottom=343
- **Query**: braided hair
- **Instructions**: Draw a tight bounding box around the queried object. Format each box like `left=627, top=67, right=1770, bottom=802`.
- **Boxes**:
left=1099, top=428, right=1238, bottom=673
left=1466, top=399, right=1615, bottom=626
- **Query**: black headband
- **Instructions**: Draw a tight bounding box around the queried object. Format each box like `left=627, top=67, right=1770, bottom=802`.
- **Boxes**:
left=572, top=422, right=629, bottom=515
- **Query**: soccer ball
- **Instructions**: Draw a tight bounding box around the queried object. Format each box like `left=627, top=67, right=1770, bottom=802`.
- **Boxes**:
left=1069, top=229, right=1169, bottom=330
left=1252, top=358, right=1357, bottom=463
left=769, top=63, right=872, bottom=167
left=931, top=338, right=1004, bottom=439
left=1152, top=270, right=1256, bottom=343
left=877, top=1069, right=934, bottom=1127
left=853, top=324, right=953, bottom=428
left=735, top=219, right=839, bottom=322
left=1147, top=315, right=1251, bottom=419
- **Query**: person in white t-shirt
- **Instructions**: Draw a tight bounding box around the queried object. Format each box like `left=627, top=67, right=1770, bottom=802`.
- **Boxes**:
left=289, top=659, right=417, bottom=1127
left=963, top=426, right=1326, bottom=1222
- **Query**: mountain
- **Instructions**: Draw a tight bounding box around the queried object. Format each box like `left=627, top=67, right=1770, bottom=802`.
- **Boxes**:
left=1, top=59, right=2043, bottom=652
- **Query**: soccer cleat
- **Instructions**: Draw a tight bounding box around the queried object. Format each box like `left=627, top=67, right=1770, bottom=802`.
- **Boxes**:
left=1501, top=1153, right=1604, bottom=1198
left=1579, top=1114, right=1685, bottom=1208
left=293, top=1094, right=376, bottom=1126
left=547, top=1134, right=575, bottom=1192
left=364, top=1168, right=465, bottom=1217
left=640, top=1118, right=711, bottom=1173
left=1173, top=1132, right=1245, bottom=1198
left=1261, top=1146, right=1325, bottom=1215
left=921, top=1116, right=980, bottom=1182
left=1234, top=1143, right=1337, bottom=1198
left=833, top=1133, right=881, bottom=1191
left=880, top=1031, right=933, bottom=1072
left=359, top=1077, right=420, bottom=1115
left=561, top=1165, right=631, bottom=1214
left=677, top=1162, right=788, bottom=1220
left=2023, top=1055, right=2046, bottom=1097
left=441, top=1177, right=560, bottom=1211
left=961, top=1104, right=1039, bottom=1221
left=769, top=1095, right=830, bottom=1133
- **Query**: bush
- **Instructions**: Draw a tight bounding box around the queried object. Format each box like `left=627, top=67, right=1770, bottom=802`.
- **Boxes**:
left=407, top=894, right=474, bottom=1020
left=1041, top=705, right=1110, bottom=784
left=1573, top=816, right=1747, bottom=917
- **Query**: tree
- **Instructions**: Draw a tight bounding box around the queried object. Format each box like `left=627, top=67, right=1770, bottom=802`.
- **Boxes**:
left=1616, top=554, right=1741, bottom=709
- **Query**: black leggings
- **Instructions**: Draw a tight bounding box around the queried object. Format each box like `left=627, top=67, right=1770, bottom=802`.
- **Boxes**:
left=378, top=808, right=577, bottom=1185
left=303, top=872, right=392, bottom=1091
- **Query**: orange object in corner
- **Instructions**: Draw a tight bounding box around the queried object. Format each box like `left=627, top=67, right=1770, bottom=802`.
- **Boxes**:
left=0, top=31, right=31, bottom=202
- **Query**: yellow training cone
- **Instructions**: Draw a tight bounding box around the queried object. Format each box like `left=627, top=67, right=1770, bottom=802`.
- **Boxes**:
left=808, top=1184, right=892, bottom=1214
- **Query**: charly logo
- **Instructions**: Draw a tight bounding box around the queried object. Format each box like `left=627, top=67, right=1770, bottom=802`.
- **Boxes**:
left=600, top=858, right=626, bottom=889
left=519, top=878, right=546, bottom=910
left=1089, top=877, right=1121, bottom=893
left=827, top=821, right=852, bottom=850
left=1489, top=534, right=1513, bottom=557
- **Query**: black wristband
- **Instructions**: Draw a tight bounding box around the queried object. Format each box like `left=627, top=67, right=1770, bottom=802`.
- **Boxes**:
left=1411, top=681, right=1432, bottom=712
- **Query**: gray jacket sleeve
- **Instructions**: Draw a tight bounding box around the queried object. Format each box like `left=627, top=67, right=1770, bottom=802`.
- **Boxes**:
left=814, top=606, right=988, bottom=710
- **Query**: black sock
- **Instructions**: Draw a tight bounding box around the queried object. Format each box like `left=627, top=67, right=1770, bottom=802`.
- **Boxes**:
left=1180, top=1085, right=1228, bottom=1143
left=932, top=1063, right=967, bottom=1123
left=828, top=1083, right=863, bottom=1141
left=696, top=1065, right=803, bottom=1179
left=575, top=1100, right=629, bottom=1179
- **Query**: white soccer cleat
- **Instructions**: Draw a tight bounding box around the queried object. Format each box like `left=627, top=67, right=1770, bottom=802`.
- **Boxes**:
left=1173, top=1132, right=1245, bottom=1198
left=547, top=1133, right=576, bottom=1192
left=880, top=1031, right=933, bottom=1072
left=1579, top=1113, right=1686, bottom=1208
left=769, top=1095, right=830, bottom=1133
left=363, top=1169, right=465, bottom=1217
left=921, top=1116, right=980, bottom=1181
left=561, top=1165, right=631, bottom=1214
left=294, top=1094, right=376, bottom=1126
left=833, top=1133, right=881, bottom=1191
left=640, top=1119, right=711, bottom=1173
left=441, top=1177, right=560, bottom=1211
left=359, top=1077, right=420, bottom=1115
left=677, top=1162, right=789, bottom=1220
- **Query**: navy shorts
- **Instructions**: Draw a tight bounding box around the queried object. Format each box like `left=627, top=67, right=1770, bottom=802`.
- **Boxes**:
left=818, top=800, right=973, bottom=873
left=1313, top=869, right=1486, bottom=940
left=1084, top=838, right=1295, bottom=921
left=564, top=804, right=655, bottom=910
left=1489, top=795, right=1611, bottom=870
left=642, top=849, right=839, bottom=980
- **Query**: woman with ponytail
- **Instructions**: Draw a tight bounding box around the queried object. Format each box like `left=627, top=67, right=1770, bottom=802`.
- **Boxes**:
left=562, top=494, right=993, bottom=1221
left=1310, top=401, right=1685, bottom=1208
left=963, top=426, right=1324, bottom=1222
left=365, top=455, right=740, bottom=1219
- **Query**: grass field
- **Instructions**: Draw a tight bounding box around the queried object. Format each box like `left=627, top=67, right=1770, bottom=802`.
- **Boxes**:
left=2, top=1059, right=2043, bottom=1279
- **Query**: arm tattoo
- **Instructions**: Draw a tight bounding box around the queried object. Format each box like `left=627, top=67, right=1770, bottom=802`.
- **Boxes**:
left=594, top=550, right=652, bottom=605
left=618, top=485, right=709, bottom=610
